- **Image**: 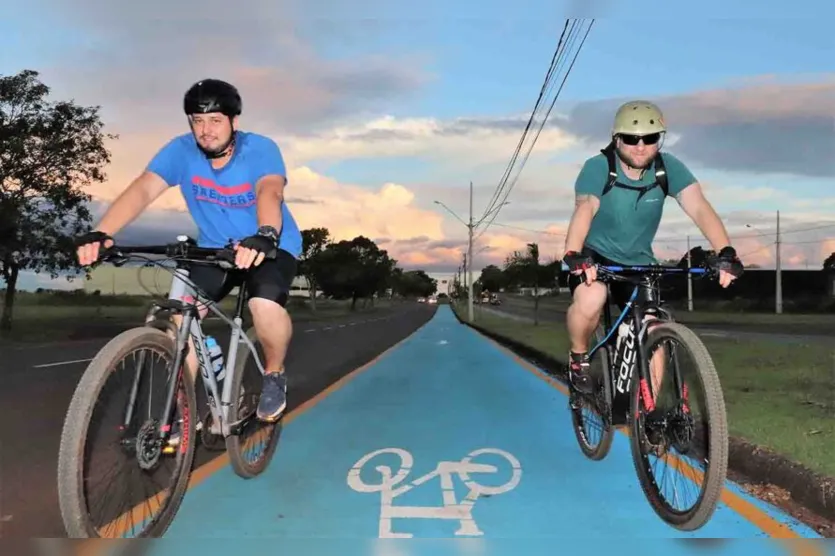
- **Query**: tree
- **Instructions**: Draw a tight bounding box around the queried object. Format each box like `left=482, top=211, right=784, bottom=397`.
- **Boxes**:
left=299, top=227, right=331, bottom=310
left=824, top=253, right=835, bottom=272
left=505, top=242, right=548, bottom=325
left=0, top=69, right=115, bottom=333
left=392, top=269, right=436, bottom=298
left=525, top=243, right=541, bottom=325
left=312, top=236, right=396, bottom=310
left=478, top=264, right=505, bottom=294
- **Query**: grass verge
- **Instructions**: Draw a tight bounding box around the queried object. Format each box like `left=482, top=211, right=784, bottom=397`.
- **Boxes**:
left=451, top=301, right=835, bottom=532
left=501, top=295, right=835, bottom=330
left=461, top=303, right=834, bottom=477
left=0, top=293, right=393, bottom=344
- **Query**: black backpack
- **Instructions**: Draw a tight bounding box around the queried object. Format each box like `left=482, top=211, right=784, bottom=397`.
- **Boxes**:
left=599, top=141, right=668, bottom=205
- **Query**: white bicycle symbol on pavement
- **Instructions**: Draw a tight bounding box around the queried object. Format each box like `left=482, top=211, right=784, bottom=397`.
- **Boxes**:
left=346, top=447, right=522, bottom=538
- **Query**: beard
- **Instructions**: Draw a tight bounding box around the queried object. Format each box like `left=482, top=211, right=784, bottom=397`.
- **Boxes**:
left=616, top=147, right=655, bottom=171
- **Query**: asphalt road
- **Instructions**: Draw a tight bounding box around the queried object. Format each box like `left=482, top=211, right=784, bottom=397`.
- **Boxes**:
left=488, top=298, right=832, bottom=345
left=0, top=302, right=436, bottom=539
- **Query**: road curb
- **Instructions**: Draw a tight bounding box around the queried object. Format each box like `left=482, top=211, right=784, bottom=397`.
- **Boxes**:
left=448, top=304, right=835, bottom=525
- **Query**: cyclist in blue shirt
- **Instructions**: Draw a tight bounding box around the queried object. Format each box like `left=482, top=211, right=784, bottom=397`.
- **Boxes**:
left=75, top=78, right=302, bottom=423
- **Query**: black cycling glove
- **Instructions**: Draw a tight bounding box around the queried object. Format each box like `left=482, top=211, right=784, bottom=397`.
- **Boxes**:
left=712, top=246, right=744, bottom=277
left=74, top=230, right=112, bottom=248
left=238, top=228, right=278, bottom=259
left=73, top=230, right=113, bottom=247
left=563, top=250, right=595, bottom=273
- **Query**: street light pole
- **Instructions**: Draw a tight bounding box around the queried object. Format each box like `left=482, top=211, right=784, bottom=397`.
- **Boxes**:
left=433, top=187, right=508, bottom=323
left=468, top=181, right=474, bottom=322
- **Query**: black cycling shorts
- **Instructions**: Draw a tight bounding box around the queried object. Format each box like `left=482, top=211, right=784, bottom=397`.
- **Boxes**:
left=567, top=247, right=633, bottom=310
left=187, top=248, right=298, bottom=307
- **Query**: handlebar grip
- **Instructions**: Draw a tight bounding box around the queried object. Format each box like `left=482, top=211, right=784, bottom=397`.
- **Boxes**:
left=216, top=248, right=237, bottom=269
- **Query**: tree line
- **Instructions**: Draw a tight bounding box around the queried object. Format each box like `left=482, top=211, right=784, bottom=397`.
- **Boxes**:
left=298, top=227, right=437, bottom=310
left=0, top=69, right=436, bottom=333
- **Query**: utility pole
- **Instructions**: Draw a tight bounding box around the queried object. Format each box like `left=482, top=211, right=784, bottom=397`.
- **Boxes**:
left=687, top=235, right=693, bottom=311
left=776, top=210, right=782, bottom=314
left=462, top=254, right=467, bottom=300
left=467, top=180, right=475, bottom=322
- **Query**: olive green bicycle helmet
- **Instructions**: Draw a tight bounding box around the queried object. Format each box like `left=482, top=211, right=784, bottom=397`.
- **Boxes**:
left=612, top=100, right=666, bottom=136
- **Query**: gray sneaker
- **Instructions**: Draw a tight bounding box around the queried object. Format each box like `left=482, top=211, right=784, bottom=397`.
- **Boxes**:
left=257, top=372, right=287, bottom=422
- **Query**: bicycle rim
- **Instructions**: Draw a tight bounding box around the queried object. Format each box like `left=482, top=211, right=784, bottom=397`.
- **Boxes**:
left=629, top=322, right=729, bottom=531
left=57, top=327, right=197, bottom=538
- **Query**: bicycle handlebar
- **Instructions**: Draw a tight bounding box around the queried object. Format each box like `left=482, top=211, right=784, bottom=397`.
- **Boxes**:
left=592, top=263, right=712, bottom=285
left=97, top=235, right=276, bottom=270
left=597, top=265, right=708, bottom=275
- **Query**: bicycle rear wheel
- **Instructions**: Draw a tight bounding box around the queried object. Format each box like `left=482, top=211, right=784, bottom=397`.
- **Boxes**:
left=629, top=322, right=728, bottom=531
left=570, top=326, right=616, bottom=461
left=225, top=326, right=283, bottom=478
left=57, top=327, right=196, bottom=538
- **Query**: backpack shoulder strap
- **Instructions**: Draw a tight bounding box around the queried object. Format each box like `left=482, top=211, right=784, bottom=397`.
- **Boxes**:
left=600, top=141, right=618, bottom=196
left=654, top=152, right=669, bottom=197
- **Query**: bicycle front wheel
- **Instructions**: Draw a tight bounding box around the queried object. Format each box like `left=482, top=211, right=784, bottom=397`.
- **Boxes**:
left=629, top=322, right=728, bottom=531
left=57, top=327, right=197, bottom=538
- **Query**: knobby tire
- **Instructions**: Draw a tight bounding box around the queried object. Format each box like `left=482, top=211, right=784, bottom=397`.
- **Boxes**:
left=629, top=322, right=729, bottom=531
left=57, top=327, right=197, bottom=538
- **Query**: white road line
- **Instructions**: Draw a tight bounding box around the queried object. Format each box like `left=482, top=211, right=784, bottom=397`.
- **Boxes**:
left=34, top=358, right=93, bottom=369
left=305, top=329, right=316, bottom=333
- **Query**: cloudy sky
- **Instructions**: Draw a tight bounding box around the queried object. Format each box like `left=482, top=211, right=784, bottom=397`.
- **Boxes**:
left=3, top=1, right=834, bottom=291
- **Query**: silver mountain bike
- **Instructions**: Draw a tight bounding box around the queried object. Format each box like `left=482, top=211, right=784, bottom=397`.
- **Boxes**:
left=57, top=236, right=282, bottom=538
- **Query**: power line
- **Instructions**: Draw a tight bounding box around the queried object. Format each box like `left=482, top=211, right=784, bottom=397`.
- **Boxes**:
left=478, top=20, right=594, bottom=239
left=476, top=19, right=595, bottom=240
left=477, top=20, right=573, bottom=223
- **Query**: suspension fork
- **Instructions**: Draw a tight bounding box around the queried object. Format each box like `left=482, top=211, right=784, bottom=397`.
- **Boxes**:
left=632, top=304, right=657, bottom=414
left=154, top=310, right=194, bottom=441
left=121, top=305, right=172, bottom=429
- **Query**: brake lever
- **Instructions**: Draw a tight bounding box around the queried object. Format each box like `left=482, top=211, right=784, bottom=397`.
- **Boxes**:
left=216, top=248, right=238, bottom=270
left=98, top=246, right=129, bottom=267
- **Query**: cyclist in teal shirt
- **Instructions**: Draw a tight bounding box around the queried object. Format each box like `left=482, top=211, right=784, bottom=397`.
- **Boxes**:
left=75, top=79, right=300, bottom=422
left=561, top=100, right=744, bottom=395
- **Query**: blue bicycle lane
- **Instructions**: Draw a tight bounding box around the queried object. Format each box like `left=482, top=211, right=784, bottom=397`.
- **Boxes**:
left=147, top=305, right=822, bottom=546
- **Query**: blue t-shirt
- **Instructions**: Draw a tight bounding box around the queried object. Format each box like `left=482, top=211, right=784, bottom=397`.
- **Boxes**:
left=146, top=130, right=302, bottom=258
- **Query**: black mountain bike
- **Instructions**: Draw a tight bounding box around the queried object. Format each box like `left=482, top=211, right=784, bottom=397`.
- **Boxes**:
left=57, top=236, right=283, bottom=538
left=567, top=263, right=728, bottom=531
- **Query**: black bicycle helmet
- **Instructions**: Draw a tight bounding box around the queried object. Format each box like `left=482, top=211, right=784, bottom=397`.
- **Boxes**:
left=183, top=79, right=242, bottom=117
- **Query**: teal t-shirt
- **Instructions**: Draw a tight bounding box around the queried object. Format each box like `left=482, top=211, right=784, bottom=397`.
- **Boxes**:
left=574, top=151, right=696, bottom=265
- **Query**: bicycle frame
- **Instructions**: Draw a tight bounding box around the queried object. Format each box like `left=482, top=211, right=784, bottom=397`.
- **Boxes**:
left=585, top=265, right=708, bottom=424
left=120, top=259, right=267, bottom=443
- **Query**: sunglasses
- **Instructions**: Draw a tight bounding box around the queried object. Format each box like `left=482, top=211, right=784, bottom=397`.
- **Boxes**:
left=619, top=132, right=661, bottom=146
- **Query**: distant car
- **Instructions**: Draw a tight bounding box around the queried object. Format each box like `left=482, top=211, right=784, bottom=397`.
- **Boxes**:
left=417, top=297, right=426, bottom=303
left=427, top=296, right=438, bottom=305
